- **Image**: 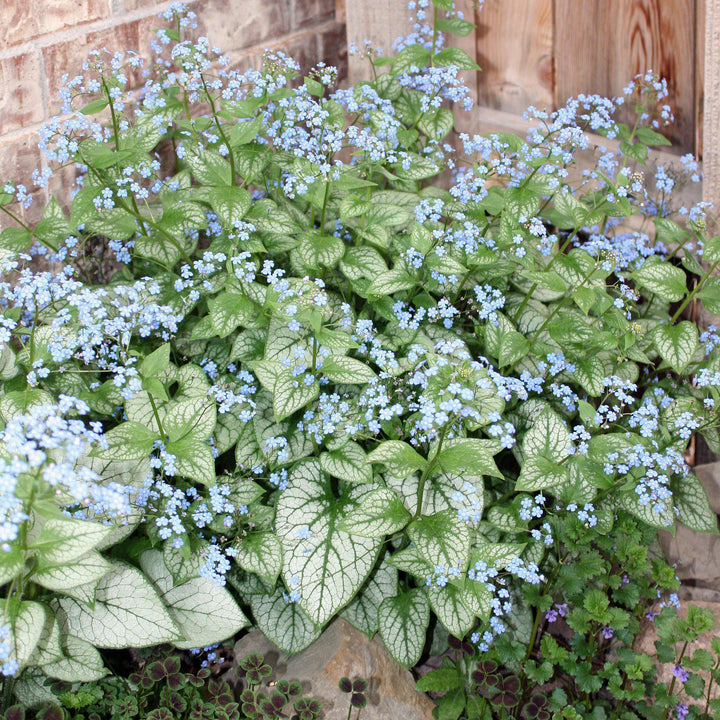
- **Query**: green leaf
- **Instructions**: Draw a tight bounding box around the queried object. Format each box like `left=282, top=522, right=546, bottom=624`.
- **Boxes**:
left=235, top=532, right=283, bottom=586
left=341, top=558, right=398, bottom=637
left=427, top=583, right=477, bottom=638
left=386, top=545, right=434, bottom=578
left=392, top=44, right=431, bottom=74
left=42, top=635, right=106, bottom=682
left=366, top=440, right=428, bottom=478
left=242, top=576, right=321, bottom=654
left=94, top=421, right=157, bottom=462
left=184, top=145, right=233, bottom=185
left=418, top=107, right=455, bottom=141
left=435, top=16, right=475, bottom=36
left=516, top=408, right=571, bottom=491
left=140, top=550, right=248, bottom=649
left=408, top=510, right=470, bottom=572
left=378, top=590, right=429, bottom=667
left=636, top=127, right=672, bottom=146
left=674, top=472, right=718, bottom=533
left=166, top=435, right=216, bottom=485
left=698, top=276, right=720, bottom=315
left=435, top=687, right=466, bottom=720
left=321, top=355, right=376, bottom=384
left=0, top=227, right=31, bottom=252
left=208, top=186, right=251, bottom=228
left=34, top=197, right=70, bottom=250
left=632, top=258, right=687, bottom=302
left=57, top=562, right=181, bottom=648
left=340, top=246, right=388, bottom=280
left=208, top=291, right=261, bottom=337
left=320, top=442, right=373, bottom=484
left=32, top=551, right=112, bottom=598
left=437, top=439, right=502, bottom=478
left=652, top=322, right=698, bottom=372
left=575, top=356, right=610, bottom=396
left=275, top=460, right=381, bottom=626
left=228, top=117, right=263, bottom=147
left=415, top=667, right=463, bottom=692
left=140, top=343, right=171, bottom=379
left=338, top=488, right=411, bottom=537
left=0, top=601, right=47, bottom=671
left=31, top=518, right=113, bottom=565
left=366, top=269, right=416, bottom=296
left=433, top=46, right=481, bottom=70
left=295, top=232, right=345, bottom=269
left=252, top=359, right=319, bottom=422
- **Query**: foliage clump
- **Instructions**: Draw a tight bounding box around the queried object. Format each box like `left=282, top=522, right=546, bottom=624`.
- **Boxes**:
left=0, top=1, right=718, bottom=718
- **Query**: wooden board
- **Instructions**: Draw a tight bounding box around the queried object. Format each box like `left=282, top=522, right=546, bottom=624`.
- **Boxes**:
left=475, top=0, right=554, bottom=114
left=703, top=0, right=719, bottom=209
left=555, top=0, right=696, bottom=153
left=345, top=0, right=410, bottom=85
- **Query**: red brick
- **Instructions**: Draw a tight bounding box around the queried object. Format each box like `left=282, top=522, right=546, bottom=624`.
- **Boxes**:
left=286, top=33, right=317, bottom=75
left=112, top=0, right=164, bottom=11
left=0, top=130, right=47, bottom=227
left=0, top=0, right=110, bottom=48
left=0, top=52, right=44, bottom=135
left=43, top=20, right=143, bottom=115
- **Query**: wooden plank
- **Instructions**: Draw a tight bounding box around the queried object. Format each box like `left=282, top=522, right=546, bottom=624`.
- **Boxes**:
left=696, top=0, right=705, bottom=158
left=335, top=0, right=346, bottom=24
left=451, top=0, right=481, bottom=136
left=345, top=0, right=409, bottom=85
left=703, top=0, right=720, bottom=209
left=555, top=0, right=696, bottom=154
left=475, top=0, right=553, bottom=114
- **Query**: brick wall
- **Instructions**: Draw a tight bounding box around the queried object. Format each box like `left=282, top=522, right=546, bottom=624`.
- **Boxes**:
left=0, top=0, right=347, bottom=225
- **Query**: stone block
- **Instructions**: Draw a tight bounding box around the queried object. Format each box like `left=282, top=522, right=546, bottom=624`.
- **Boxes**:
left=694, top=462, right=720, bottom=515
left=231, top=619, right=436, bottom=720
left=661, top=524, right=720, bottom=592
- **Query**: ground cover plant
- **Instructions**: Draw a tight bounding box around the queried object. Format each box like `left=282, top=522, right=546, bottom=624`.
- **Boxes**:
left=0, top=0, right=719, bottom=717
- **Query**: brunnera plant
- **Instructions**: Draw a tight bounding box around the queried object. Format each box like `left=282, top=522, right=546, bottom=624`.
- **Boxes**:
left=0, top=0, right=718, bottom=712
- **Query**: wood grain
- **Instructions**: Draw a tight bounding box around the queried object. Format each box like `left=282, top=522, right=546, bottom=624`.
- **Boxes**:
left=555, top=0, right=696, bottom=153
left=452, top=0, right=481, bottom=136
left=475, top=0, right=554, bottom=114
left=345, top=0, right=410, bottom=85
left=696, top=0, right=705, bottom=159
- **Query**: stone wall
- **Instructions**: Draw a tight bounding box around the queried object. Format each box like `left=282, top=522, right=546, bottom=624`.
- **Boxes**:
left=0, top=0, right=347, bottom=224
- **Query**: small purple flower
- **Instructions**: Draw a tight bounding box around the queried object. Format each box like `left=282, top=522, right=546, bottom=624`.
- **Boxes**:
left=545, top=609, right=558, bottom=623
left=675, top=702, right=689, bottom=720
left=672, top=665, right=689, bottom=683
left=646, top=611, right=658, bottom=621
left=556, top=603, right=568, bottom=617
left=601, top=626, right=614, bottom=639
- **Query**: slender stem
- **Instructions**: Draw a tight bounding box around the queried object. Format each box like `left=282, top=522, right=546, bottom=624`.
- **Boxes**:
left=661, top=641, right=689, bottom=720
left=702, top=656, right=720, bottom=719
left=508, top=261, right=600, bottom=372
left=412, top=425, right=449, bottom=520
left=669, top=256, right=720, bottom=326
left=320, top=180, right=331, bottom=232
left=0, top=206, right=32, bottom=233
left=201, top=75, right=236, bottom=185
left=147, top=393, right=167, bottom=441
